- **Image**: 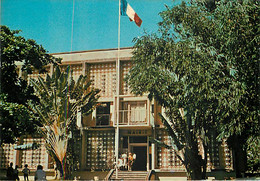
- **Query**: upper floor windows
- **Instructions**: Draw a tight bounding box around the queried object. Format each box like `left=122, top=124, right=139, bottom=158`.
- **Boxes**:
left=89, top=63, right=116, bottom=98
left=96, top=102, right=111, bottom=126
left=119, top=101, right=147, bottom=125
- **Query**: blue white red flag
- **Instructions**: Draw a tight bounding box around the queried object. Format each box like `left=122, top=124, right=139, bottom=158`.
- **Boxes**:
left=121, top=0, right=142, bottom=27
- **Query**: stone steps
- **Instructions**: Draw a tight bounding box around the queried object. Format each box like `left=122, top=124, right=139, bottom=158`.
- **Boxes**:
left=110, top=171, right=148, bottom=180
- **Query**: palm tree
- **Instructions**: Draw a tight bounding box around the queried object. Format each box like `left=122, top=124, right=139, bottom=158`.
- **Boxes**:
left=29, top=66, right=100, bottom=178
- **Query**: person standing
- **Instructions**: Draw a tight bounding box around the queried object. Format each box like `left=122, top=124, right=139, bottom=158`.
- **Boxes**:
left=22, top=164, right=30, bottom=181
left=128, top=153, right=133, bottom=171
left=132, top=153, right=136, bottom=170
left=118, top=156, right=123, bottom=170
left=13, top=165, right=20, bottom=181
left=6, top=162, right=14, bottom=180
left=133, top=153, right=136, bottom=161
left=35, top=165, right=46, bottom=181
left=121, top=152, right=128, bottom=170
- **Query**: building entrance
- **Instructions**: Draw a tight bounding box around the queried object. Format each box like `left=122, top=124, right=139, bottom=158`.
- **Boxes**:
left=121, top=135, right=148, bottom=171
left=132, top=146, right=147, bottom=171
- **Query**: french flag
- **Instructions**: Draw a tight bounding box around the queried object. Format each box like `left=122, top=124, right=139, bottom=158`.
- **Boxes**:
left=121, top=0, right=142, bottom=27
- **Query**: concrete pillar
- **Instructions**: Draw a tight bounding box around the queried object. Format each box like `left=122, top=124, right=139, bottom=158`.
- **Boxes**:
left=152, top=143, right=155, bottom=170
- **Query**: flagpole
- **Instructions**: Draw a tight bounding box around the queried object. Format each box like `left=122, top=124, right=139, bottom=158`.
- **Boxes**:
left=70, top=0, right=75, bottom=53
left=115, top=0, right=121, bottom=179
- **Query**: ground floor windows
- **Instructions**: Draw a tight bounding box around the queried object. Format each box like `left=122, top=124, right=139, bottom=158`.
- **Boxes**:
left=0, top=143, right=17, bottom=169
left=156, top=129, right=185, bottom=171
left=1, top=128, right=234, bottom=173
left=20, top=138, right=49, bottom=170
left=0, top=138, right=49, bottom=170
left=155, top=129, right=234, bottom=171
left=85, top=130, right=115, bottom=170
left=84, top=130, right=150, bottom=171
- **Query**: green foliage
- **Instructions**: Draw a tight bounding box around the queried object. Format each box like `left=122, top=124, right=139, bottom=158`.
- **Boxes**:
left=0, top=25, right=60, bottom=102
left=0, top=25, right=61, bottom=144
left=246, top=135, right=260, bottom=174
left=128, top=22, right=234, bottom=180
left=29, top=66, right=100, bottom=125
left=29, top=66, right=100, bottom=178
left=0, top=94, right=37, bottom=144
left=210, top=0, right=259, bottom=138
left=127, top=0, right=259, bottom=178
left=1, top=25, right=60, bottom=74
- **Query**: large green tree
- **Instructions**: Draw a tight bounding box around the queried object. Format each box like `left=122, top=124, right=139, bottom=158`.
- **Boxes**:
left=0, top=94, right=36, bottom=144
left=127, top=0, right=259, bottom=179
left=210, top=0, right=259, bottom=176
left=0, top=25, right=60, bottom=144
left=29, top=66, right=100, bottom=179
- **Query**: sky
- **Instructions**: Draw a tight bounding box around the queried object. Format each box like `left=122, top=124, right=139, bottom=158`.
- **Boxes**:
left=1, top=0, right=182, bottom=53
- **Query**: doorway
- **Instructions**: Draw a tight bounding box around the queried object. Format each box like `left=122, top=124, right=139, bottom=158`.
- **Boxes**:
left=132, top=146, right=147, bottom=171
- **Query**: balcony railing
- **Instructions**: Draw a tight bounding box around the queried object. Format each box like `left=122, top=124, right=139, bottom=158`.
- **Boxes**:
left=118, top=109, right=147, bottom=125
left=96, top=114, right=110, bottom=126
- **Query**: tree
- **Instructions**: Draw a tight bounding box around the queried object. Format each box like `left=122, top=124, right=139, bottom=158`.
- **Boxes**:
left=0, top=25, right=61, bottom=144
left=28, top=66, right=100, bottom=179
left=0, top=94, right=36, bottom=144
left=210, top=0, right=259, bottom=176
left=127, top=0, right=259, bottom=179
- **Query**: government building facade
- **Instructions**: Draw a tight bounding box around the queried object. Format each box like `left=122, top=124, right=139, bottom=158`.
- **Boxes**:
left=0, top=47, right=235, bottom=179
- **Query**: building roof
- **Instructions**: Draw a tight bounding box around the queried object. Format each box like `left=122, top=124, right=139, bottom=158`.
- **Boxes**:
left=51, top=47, right=133, bottom=64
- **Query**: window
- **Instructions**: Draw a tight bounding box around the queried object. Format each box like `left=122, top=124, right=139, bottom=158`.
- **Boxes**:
left=119, top=101, right=147, bottom=125
left=96, top=103, right=110, bottom=126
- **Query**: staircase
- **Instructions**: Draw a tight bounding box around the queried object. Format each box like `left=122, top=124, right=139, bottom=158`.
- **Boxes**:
left=109, top=170, right=148, bottom=180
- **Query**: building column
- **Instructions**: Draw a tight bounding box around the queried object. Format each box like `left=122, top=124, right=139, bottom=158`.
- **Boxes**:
left=81, top=131, right=86, bottom=170
left=147, top=137, right=149, bottom=171
left=151, top=143, right=155, bottom=170
left=82, top=62, right=86, bottom=76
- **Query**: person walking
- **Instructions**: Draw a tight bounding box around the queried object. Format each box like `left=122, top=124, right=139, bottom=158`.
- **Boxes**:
left=34, top=165, right=46, bottom=181
left=6, top=162, right=14, bottom=180
left=14, top=165, right=20, bottom=181
left=22, top=164, right=30, bottom=181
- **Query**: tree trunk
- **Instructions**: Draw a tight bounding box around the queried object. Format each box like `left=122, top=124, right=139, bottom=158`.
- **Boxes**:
left=54, top=159, right=64, bottom=180
left=184, top=142, right=204, bottom=180
left=185, top=155, right=203, bottom=179
left=230, top=135, right=247, bottom=178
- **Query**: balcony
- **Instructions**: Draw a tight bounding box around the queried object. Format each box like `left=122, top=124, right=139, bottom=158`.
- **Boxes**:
left=118, top=109, right=147, bottom=126
left=96, top=114, right=110, bottom=126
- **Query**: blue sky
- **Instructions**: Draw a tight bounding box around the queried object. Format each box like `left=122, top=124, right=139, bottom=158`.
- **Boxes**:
left=1, top=0, right=182, bottom=53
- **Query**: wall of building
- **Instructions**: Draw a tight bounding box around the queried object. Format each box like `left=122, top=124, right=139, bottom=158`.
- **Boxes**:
left=4, top=47, right=234, bottom=175
left=0, top=137, right=50, bottom=171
